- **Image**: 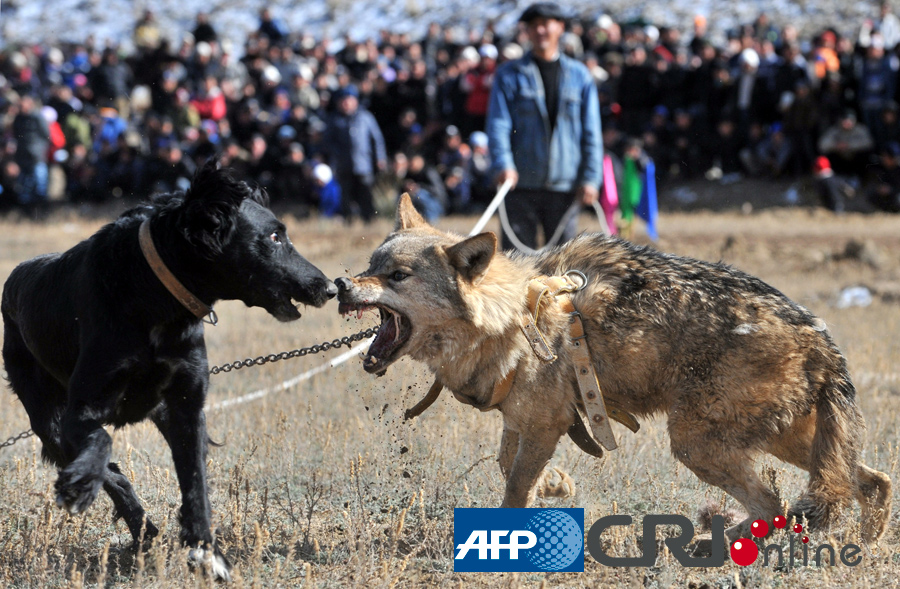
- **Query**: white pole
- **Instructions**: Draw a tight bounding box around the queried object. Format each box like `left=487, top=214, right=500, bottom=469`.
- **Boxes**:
left=468, top=178, right=514, bottom=236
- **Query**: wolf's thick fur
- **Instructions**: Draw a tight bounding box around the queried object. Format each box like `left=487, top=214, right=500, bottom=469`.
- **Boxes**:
left=336, top=195, right=891, bottom=544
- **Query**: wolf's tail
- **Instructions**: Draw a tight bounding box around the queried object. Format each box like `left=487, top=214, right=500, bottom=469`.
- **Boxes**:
left=790, top=371, right=863, bottom=530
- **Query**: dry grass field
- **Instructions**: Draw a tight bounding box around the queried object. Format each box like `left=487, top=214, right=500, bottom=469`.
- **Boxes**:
left=0, top=198, right=898, bottom=588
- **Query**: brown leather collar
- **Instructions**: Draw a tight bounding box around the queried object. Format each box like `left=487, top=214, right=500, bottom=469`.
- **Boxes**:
left=138, top=219, right=217, bottom=324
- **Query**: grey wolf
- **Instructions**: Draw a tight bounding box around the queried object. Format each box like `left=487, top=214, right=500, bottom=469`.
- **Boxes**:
left=2, top=162, right=337, bottom=580
left=486, top=1, right=602, bottom=249
left=336, top=194, right=891, bottom=548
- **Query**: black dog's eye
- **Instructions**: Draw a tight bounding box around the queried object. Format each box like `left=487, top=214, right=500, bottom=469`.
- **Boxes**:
left=270, top=232, right=282, bottom=244
left=390, top=271, right=409, bottom=282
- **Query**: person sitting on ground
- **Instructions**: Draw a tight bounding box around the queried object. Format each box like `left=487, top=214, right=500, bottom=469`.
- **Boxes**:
left=399, top=153, right=447, bottom=222
left=748, top=122, right=794, bottom=178
left=868, top=142, right=900, bottom=212
left=818, top=109, right=874, bottom=177
left=812, top=155, right=854, bottom=213
left=312, top=162, right=342, bottom=217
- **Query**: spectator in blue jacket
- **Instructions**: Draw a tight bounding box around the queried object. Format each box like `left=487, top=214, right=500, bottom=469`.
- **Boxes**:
left=856, top=34, right=899, bottom=132
left=323, top=84, right=387, bottom=223
left=486, top=2, right=602, bottom=251
left=258, top=8, right=289, bottom=45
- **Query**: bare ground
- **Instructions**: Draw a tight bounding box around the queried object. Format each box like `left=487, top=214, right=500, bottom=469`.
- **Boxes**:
left=0, top=195, right=898, bottom=588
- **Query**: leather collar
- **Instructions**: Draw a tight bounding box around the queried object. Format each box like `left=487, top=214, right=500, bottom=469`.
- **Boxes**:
left=138, top=219, right=217, bottom=324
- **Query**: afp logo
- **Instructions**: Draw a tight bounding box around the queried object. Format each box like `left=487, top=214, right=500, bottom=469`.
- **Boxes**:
left=454, top=508, right=584, bottom=572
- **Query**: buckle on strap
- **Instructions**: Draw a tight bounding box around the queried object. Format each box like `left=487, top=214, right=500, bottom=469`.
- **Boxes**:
left=522, top=270, right=587, bottom=362
left=563, top=270, right=587, bottom=292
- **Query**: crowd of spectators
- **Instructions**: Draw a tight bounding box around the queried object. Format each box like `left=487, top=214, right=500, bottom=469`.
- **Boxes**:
left=3, top=4, right=900, bottom=218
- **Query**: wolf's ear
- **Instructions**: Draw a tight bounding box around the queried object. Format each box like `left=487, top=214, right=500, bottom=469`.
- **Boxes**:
left=396, top=193, right=428, bottom=230
left=443, top=232, right=497, bottom=284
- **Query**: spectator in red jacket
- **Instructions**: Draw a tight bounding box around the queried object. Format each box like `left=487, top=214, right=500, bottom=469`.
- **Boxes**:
left=462, top=44, right=497, bottom=134
left=191, top=75, right=227, bottom=121
left=41, top=106, right=66, bottom=162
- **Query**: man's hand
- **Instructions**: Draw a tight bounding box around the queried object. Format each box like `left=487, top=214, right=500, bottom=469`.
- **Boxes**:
left=576, top=184, right=599, bottom=205
left=495, top=169, right=519, bottom=190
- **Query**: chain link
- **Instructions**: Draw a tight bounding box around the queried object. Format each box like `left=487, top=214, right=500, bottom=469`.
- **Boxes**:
left=208, top=326, right=378, bottom=375
left=0, top=429, right=35, bottom=449
left=1, top=327, right=379, bottom=451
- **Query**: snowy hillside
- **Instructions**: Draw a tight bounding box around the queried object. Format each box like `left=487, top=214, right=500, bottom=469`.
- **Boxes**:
left=0, top=0, right=881, bottom=50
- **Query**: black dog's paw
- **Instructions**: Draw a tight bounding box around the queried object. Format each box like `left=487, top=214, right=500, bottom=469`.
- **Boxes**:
left=188, top=546, right=232, bottom=582
left=55, top=463, right=104, bottom=515
left=128, top=520, right=160, bottom=553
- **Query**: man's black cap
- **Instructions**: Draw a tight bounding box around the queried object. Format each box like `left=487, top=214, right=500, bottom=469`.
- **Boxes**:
left=519, top=2, right=568, bottom=23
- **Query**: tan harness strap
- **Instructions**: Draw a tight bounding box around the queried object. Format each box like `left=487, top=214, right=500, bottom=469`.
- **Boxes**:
left=404, top=378, right=445, bottom=420
left=406, top=368, right=517, bottom=418
left=522, top=279, right=560, bottom=362
left=559, top=296, right=618, bottom=450
left=568, top=413, right=605, bottom=458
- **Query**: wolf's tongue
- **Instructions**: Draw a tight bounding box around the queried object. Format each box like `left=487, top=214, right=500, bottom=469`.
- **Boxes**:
left=368, top=315, right=398, bottom=359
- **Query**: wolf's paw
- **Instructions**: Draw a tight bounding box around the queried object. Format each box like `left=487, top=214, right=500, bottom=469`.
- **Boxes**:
left=537, top=467, right=576, bottom=499
left=54, top=463, right=104, bottom=515
left=188, top=546, right=232, bottom=582
left=689, top=534, right=715, bottom=557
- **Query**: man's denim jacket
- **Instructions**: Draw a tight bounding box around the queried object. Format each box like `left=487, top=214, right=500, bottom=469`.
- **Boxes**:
left=486, top=52, right=602, bottom=192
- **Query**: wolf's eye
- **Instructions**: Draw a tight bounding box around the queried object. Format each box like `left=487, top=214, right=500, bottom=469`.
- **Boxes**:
left=270, top=232, right=282, bottom=244
left=390, top=271, right=409, bottom=282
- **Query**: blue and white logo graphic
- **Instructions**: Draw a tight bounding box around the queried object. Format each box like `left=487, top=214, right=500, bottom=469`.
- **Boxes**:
left=454, top=508, right=584, bottom=572
left=525, top=509, right=583, bottom=570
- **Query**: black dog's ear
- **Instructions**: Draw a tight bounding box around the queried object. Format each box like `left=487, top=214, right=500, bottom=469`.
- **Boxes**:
left=443, top=232, right=497, bottom=284
left=181, top=159, right=251, bottom=257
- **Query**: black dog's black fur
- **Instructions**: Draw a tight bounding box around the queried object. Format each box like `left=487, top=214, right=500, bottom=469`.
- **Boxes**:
left=1, top=161, right=336, bottom=579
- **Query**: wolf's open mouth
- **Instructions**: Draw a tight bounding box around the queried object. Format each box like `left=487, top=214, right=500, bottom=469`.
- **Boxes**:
left=339, top=302, right=412, bottom=373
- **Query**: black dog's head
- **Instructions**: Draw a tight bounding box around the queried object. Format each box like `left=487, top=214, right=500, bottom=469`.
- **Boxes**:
left=163, top=161, right=336, bottom=321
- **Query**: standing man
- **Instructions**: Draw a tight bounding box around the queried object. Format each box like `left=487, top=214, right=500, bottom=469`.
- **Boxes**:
left=324, top=85, right=387, bottom=223
left=487, top=2, right=602, bottom=251
left=12, top=94, right=51, bottom=210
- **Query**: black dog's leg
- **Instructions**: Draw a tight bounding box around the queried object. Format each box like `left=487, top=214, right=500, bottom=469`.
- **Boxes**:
left=55, top=353, right=134, bottom=515
left=105, top=463, right=159, bottom=547
left=2, top=337, right=156, bottom=543
left=37, top=429, right=156, bottom=546
left=56, top=411, right=113, bottom=514
left=4, top=327, right=111, bottom=516
left=153, top=396, right=232, bottom=581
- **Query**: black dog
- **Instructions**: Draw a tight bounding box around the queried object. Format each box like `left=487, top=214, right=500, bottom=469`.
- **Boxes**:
left=1, top=162, right=336, bottom=580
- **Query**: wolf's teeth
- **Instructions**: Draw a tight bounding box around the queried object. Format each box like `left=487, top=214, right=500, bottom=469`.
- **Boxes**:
left=393, top=312, right=402, bottom=343
left=357, top=309, right=363, bottom=320
left=364, top=355, right=378, bottom=366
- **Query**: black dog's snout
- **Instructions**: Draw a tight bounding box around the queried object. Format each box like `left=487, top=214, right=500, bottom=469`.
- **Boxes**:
left=325, top=280, right=338, bottom=299
left=335, top=277, right=353, bottom=293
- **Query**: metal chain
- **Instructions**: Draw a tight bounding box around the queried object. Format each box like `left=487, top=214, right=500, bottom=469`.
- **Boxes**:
left=1, top=326, right=380, bottom=451
left=208, top=325, right=379, bottom=375
left=0, top=429, right=35, bottom=449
